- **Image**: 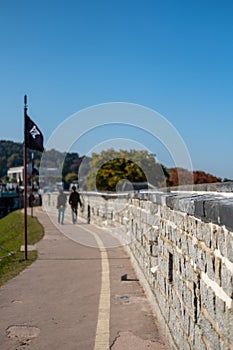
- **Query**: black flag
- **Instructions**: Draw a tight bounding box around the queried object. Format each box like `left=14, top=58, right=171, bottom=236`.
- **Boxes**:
left=25, top=114, right=44, bottom=152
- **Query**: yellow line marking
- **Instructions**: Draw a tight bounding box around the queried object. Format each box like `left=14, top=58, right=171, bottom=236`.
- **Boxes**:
left=80, top=225, right=110, bottom=350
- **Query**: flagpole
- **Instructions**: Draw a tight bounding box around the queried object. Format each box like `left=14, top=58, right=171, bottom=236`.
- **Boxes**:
left=31, top=152, right=34, bottom=217
left=24, top=95, right=28, bottom=260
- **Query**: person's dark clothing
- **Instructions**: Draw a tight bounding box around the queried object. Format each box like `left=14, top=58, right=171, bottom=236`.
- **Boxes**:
left=69, top=190, right=82, bottom=224
left=29, top=193, right=35, bottom=207
left=68, top=191, right=82, bottom=209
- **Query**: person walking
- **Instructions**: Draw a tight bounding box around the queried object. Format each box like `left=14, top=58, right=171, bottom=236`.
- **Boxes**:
left=69, top=185, right=83, bottom=224
left=57, top=189, right=67, bottom=224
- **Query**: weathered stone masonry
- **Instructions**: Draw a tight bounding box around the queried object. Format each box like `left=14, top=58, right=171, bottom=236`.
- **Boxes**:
left=78, top=191, right=233, bottom=350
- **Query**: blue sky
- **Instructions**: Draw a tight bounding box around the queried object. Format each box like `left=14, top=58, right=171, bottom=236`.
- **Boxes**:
left=0, top=0, right=233, bottom=179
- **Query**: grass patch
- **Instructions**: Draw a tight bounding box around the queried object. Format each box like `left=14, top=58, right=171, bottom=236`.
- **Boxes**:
left=0, top=210, right=44, bottom=286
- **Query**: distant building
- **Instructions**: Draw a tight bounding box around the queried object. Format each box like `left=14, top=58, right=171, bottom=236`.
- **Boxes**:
left=7, top=166, right=24, bottom=182
left=7, top=166, right=59, bottom=183
left=39, top=167, right=60, bottom=176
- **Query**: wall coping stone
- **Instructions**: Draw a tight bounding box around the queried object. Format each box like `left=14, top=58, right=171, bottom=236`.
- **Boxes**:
left=81, top=190, right=233, bottom=231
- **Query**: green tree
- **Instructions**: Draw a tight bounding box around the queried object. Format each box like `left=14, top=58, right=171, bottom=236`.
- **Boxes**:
left=7, top=154, right=20, bottom=168
left=62, top=153, right=80, bottom=177
left=85, top=149, right=167, bottom=191
left=65, top=173, right=79, bottom=184
left=0, top=157, right=7, bottom=178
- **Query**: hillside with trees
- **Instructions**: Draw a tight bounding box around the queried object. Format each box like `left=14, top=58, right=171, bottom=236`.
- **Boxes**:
left=0, top=140, right=42, bottom=179
left=0, top=140, right=228, bottom=191
left=0, top=141, right=89, bottom=189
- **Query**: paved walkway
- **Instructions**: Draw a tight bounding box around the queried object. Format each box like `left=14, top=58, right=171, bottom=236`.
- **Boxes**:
left=0, top=208, right=170, bottom=350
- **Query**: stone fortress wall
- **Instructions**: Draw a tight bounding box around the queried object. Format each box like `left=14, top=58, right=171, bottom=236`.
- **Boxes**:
left=43, top=185, right=233, bottom=350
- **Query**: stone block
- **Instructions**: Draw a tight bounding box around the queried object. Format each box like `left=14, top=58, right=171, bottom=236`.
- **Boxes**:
left=166, top=194, right=178, bottom=210
left=227, top=307, right=233, bottom=343
left=202, top=223, right=212, bottom=249
left=203, top=200, right=220, bottom=225
left=217, top=300, right=233, bottom=348
left=154, top=193, right=165, bottom=205
left=206, top=287, right=216, bottom=321
left=219, top=202, right=233, bottom=231
left=183, top=214, right=191, bottom=233
left=184, top=286, right=193, bottom=311
left=179, top=198, right=195, bottom=216
left=184, top=262, right=192, bottom=282
left=196, top=219, right=204, bottom=241
left=177, top=326, right=190, bottom=350
left=142, top=210, right=150, bottom=224
left=189, top=317, right=195, bottom=344
left=145, top=242, right=152, bottom=256
left=166, top=223, right=174, bottom=242
left=173, top=212, right=185, bottom=227
left=196, top=247, right=206, bottom=272
left=149, top=202, right=159, bottom=214
left=200, top=280, right=208, bottom=310
left=189, top=217, right=198, bottom=236
left=182, top=309, right=190, bottom=335
left=152, top=245, right=159, bottom=257
left=150, top=256, right=158, bottom=266
left=210, top=224, right=218, bottom=250
left=151, top=226, right=160, bottom=242
left=214, top=257, right=222, bottom=287
left=226, top=231, right=233, bottom=263
left=216, top=297, right=227, bottom=339
left=193, top=326, right=207, bottom=350
left=220, top=338, right=230, bottom=350
left=188, top=237, right=196, bottom=263
left=174, top=230, right=182, bottom=250
left=221, top=264, right=232, bottom=297
left=168, top=306, right=176, bottom=328
left=194, top=199, right=205, bottom=219
left=206, top=254, right=215, bottom=281
left=199, top=314, right=220, bottom=350
left=180, top=337, right=191, bottom=350
left=173, top=292, right=182, bottom=317
left=147, top=213, right=160, bottom=226
left=217, top=227, right=227, bottom=256
left=157, top=272, right=165, bottom=292
left=180, top=233, right=189, bottom=256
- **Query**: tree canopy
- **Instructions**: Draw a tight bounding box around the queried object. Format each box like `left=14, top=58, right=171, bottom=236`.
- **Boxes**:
left=167, top=168, right=222, bottom=186
left=84, top=149, right=167, bottom=191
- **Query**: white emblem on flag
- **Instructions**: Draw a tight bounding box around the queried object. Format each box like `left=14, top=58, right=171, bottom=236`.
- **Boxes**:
left=30, top=125, right=40, bottom=139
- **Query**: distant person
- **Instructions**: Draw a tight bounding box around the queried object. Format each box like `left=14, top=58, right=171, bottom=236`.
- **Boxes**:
left=57, top=189, right=67, bottom=224
left=69, top=185, right=82, bottom=224
left=29, top=192, right=35, bottom=207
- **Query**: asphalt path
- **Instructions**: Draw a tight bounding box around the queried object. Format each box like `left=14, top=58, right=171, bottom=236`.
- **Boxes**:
left=0, top=208, right=170, bottom=350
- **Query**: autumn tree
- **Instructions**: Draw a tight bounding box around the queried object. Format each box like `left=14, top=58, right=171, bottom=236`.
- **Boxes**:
left=193, top=171, right=221, bottom=184
left=167, top=167, right=222, bottom=186
left=166, top=168, right=193, bottom=186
